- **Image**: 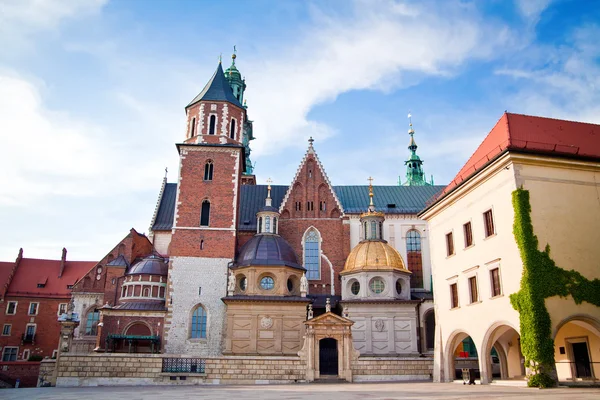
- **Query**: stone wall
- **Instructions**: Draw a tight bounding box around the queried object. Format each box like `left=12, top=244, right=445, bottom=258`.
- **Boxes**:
left=54, top=353, right=433, bottom=386
left=352, top=357, right=433, bottom=382
left=38, top=359, right=56, bottom=386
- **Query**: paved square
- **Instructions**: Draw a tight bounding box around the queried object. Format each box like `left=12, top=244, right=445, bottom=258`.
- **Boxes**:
left=2, top=382, right=599, bottom=400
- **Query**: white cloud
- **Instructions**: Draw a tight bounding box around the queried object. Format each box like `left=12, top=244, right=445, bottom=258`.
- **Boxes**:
left=514, top=0, right=552, bottom=23
left=0, top=0, right=107, bottom=56
left=244, top=0, right=512, bottom=157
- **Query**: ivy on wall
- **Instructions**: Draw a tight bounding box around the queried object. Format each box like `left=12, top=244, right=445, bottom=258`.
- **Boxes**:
left=509, top=188, right=600, bottom=387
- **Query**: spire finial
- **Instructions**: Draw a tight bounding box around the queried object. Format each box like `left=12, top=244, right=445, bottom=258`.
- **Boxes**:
left=219, top=53, right=222, bottom=63
left=368, top=176, right=375, bottom=208
left=308, top=136, right=314, bottom=147
left=408, top=112, right=414, bottom=134
left=265, top=178, right=273, bottom=207
left=164, top=167, right=168, bottom=179
left=232, top=45, right=237, bottom=62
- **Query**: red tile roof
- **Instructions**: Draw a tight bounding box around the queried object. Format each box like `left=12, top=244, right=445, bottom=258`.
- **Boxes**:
left=438, top=112, right=600, bottom=199
left=6, top=258, right=95, bottom=299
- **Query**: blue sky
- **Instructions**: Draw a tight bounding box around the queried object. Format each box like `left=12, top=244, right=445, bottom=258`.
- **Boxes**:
left=1, top=0, right=599, bottom=261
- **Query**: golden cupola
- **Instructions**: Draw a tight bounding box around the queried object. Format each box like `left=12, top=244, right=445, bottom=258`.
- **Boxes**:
left=341, top=177, right=410, bottom=275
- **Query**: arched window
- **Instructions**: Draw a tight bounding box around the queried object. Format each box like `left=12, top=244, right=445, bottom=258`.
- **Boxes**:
left=85, top=308, right=100, bottom=336
left=208, top=115, right=216, bottom=135
left=370, top=221, right=377, bottom=240
left=265, top=216, right=271, bottom=233
left=143, top=287, right=150, bottom=297
left=200, top=200, right=210, bottom=226
left=406, top=230, right=423, bottom=288
left=230, top=118, right=236, bottom=139
left=191, top=305, right=207, bottom=339
left=304, top=229, right=320, bottom=280
left=190, top=117, right=196, bottom=137
left=204, top=160, right=213, bottom=181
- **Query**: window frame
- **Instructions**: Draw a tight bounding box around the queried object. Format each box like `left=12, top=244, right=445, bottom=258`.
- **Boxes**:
left=22, top=349, right=30, bottom=361
left=463, top=221, right=473, bottom=248
left=445, top=231, right=455, bottom=257
left=303, top=228, right=321, bottom=280
left=203, top=160, right=214, bottom=181
left=84, top=308, right=100, bottom=336
left=190, top=305, right=208, bottom=339
left=468, top=275, right=479, bottom=304
left=450, top=283, right=459, bottom=309
left=483, top=209, right=495, bottom=238
left=200, top=199, right=211, bottom=227
left=406, top=229, right=424, bottom=288
left=6, top=301, right=17, bottom=315
left=189, top=116, right=196, bottom=138
left=28, top=302, right=39, bottom=316
left=2, top=324, right=11, bottom=336
left=2, top=346, right=18, bottom=362
left=208, top=114, right=217, bottom=135
left=490, top=267, right=502, bottom=297
left=229, top=118, right=236, bottom=140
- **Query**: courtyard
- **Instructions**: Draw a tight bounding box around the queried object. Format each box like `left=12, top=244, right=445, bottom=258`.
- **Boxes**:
left=2, top=382, right=600, bottom=400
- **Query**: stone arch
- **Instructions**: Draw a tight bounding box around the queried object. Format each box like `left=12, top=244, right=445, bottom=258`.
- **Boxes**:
left=480, top=321, right=523, bottom=383
left=553, top=314, right=600, bottom=381
left=330, top=208, right=340, bottom=218
left=444, top=329, right=478, bottom=382
left=123, top=320, right=153, bottom=336
left=552, top=314, right=600, bottom=340
left=280, top=209, right=290, bottom=219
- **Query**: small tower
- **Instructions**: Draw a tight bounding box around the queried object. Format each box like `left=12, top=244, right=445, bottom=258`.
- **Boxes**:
left=256, top=179, right=279, bottom=234
left=224, top=46, right=246, bottom=104
left=401, top=114, right=432, bottom=186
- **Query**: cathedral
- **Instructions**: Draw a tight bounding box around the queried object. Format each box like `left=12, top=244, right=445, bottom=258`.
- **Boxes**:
left=65, top=52, right=443, bottom=382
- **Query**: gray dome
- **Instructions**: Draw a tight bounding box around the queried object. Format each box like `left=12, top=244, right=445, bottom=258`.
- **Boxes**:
left=235, top=234, right=303, bottom=269
left=126, top=255, right=168, bottom=276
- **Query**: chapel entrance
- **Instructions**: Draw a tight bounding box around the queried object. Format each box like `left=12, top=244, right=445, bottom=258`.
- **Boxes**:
left=319, top=338, right=339, bottom=376
left=572, top=342, right=592, bottom=378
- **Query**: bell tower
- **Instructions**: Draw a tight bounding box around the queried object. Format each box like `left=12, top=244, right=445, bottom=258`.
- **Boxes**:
left=165, top=54, right=250, bottom=356
left=401, top=114, right=433, bottom=186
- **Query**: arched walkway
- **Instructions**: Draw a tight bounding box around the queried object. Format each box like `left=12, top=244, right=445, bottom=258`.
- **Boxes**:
left=553, top=315, right=600, bottom=381
left=444, top=331, right=479, bottom=382
left=480, top=322, right=524, bottom=383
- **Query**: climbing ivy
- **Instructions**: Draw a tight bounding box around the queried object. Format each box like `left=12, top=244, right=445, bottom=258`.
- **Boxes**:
left=509, top=188, right=600, bottom=387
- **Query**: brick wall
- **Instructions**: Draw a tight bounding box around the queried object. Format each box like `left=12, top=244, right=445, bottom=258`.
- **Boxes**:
left=0, top=361, right=40, bottom=387
left=183, top=101, right=245, bottom=145
left=0, top=296, right=64, bottom=359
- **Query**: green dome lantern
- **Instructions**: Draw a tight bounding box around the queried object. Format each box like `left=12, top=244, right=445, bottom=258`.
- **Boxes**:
left=224, top=46, right=246, bottom=104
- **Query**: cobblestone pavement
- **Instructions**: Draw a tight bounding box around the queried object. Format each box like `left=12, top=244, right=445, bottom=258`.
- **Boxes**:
left=2, top=382, right=599, bottom=400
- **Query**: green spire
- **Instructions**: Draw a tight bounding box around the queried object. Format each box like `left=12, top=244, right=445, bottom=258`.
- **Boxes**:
left=224, top=45, right=246, bottom=104
left=401, top=114, right=432, bottom=186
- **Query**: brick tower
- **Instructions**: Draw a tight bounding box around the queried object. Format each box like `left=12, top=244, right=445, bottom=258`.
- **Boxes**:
left=164, top=54, right=250, bottom=355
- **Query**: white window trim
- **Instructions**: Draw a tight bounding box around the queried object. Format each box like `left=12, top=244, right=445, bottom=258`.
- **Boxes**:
left=449, top=281, right=460, bottom=310
left=28, top=302, right=40, bottom=316
left=2, top=346, right=19, bottom=362
left=22, top=349, right=30, bottom=361
left=5, top=301, right=17, bottom=315
left=445, top=229, right=455, bottom=257
left=57, top=303, right=68, bottom=316
left=462, top=219, right=474, bottom=249
left=488, top=264, right=504, bottom=298
left=207, top=113, right=218, bottom=135
left=482, top=206, right=497, bottom=238
left=301, top=226, right=322, bottom=281
left=2, top=323, right=11, bottom=336
left=230, top=117, right=237, bottom=140
left=466, top=273, right=480, bottom=304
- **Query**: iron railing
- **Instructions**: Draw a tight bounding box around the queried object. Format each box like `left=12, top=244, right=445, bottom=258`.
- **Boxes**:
left=162, top=358, right=205, bottom=374
left=555, top=361, right=599, bottom=380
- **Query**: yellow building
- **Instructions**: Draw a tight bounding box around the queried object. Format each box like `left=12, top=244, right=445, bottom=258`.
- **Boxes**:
left=420, top=113, right=600, bottom=385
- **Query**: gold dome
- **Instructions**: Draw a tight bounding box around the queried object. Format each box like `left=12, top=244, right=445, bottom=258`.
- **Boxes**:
left=342, top=240, right=410, bottom=275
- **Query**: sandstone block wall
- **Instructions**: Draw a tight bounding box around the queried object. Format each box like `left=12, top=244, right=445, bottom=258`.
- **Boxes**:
left=352, top=357, right=433, bottom=382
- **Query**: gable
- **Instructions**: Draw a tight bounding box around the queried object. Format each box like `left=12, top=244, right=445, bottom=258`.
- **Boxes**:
left=305, top=311, right=353, bottom=326
left=279, top=145, right=344, bottom=219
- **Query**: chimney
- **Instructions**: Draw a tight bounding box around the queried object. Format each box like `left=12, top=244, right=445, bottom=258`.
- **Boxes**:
left=59, top=248, right=67, bottom=278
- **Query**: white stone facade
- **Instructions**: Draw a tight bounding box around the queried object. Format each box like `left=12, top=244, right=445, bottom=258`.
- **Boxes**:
left=164, top=256, right=229, bottom=356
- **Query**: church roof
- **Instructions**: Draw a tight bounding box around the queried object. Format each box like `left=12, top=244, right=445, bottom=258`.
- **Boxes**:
left=187, top=62, right=243, bottom=109
left=234, top=234, right=303, bottom=269
left=151, top=183, right=177, bottom=231
left=151, top=183, right=445, bottom=233
left=437, top=112, right=600, bottom=201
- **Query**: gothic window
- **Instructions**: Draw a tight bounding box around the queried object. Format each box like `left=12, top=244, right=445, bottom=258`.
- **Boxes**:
left=190, top=117, right=196, bottom=137
left=190, top=305, right=207, bottom=339
left=304, top=229, right=321, bottom=280
left=209, top=115, right=216, bottom=135
left=406, top=230, right=423, bottom=288
left=204, top=160, right=214, bottom=181
left=200, top=200, right=210, bottom=226
left=85, top=309, right=100, bottom=336
left=230, top=118, right=236, bottom=139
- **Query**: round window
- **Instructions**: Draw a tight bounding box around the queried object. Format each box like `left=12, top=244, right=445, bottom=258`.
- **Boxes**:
left=396, top=279, right=402, bottom=295
left=97, top=266, right=103, bottom=274
left=239, top=277, right=247, bottom=292
left=260, top=276, right=275, bottom=290
left=369, top=277, right=385, bottom=294
left=287, top=278, right=293, bottom=292
left=350, top=281, right=360, bottom=295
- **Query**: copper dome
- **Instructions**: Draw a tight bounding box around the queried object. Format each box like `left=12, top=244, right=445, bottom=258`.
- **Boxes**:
left=126, top=255, right=168, bottom=276
left=235, top=234, right=303, bottom=269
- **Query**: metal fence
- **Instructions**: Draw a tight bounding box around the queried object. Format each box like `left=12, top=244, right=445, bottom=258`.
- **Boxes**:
left=162, top=358, right=205, bottom=374
left=555, top=361, right=599, bottom=380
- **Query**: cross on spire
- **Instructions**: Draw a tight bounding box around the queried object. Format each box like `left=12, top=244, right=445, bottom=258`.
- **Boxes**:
left=308, top=136, right=314, bottom=146
left=368, top=176, right=375, bottom=208
left=266, top=178, right=273, bottom=202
